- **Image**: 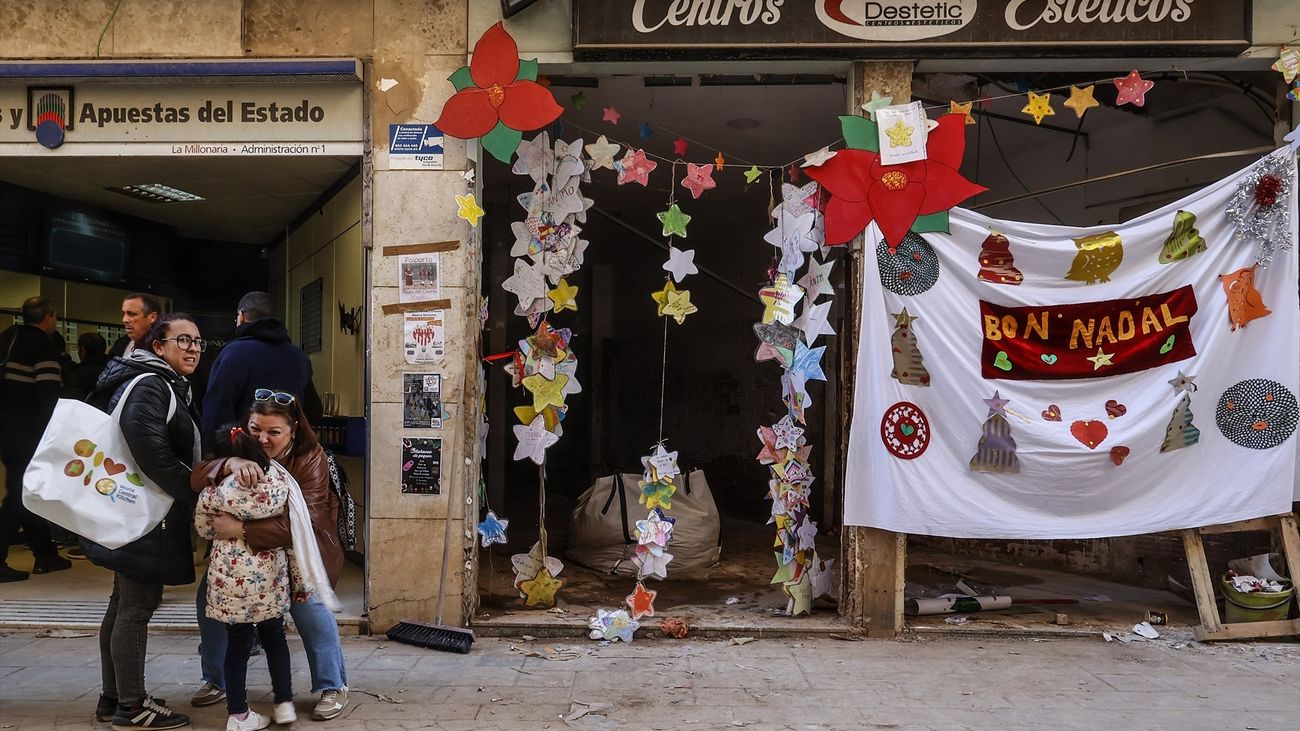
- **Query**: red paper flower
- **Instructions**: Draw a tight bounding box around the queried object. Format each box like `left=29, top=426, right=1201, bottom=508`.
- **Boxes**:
left=434, top=22, right=562, bottom=139
left=806, top=114, right=986, bottom=250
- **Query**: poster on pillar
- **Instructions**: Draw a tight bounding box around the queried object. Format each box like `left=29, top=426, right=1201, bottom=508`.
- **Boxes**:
left=845, top=150, right=1299, bottom=539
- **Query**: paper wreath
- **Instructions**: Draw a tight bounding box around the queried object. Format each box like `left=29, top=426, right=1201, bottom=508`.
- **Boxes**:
left=805, top=113, right=985, bottom=249
left=434, top=23, right=563, bottom=163
left=1216, top=379, right=1298, bottom=450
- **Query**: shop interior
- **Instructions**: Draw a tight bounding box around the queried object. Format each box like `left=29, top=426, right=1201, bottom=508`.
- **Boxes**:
left=0, top=154, right=368, bottom=630
left=476, top=67, right=1285, bottom=634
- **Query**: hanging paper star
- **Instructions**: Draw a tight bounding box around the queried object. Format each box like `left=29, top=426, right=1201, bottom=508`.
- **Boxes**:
left=793, top=300, right=836, bottom=345
left=1168, top=371, right=1198, bottom=393
left=552, top=138, right=586, bottom=182
left=635, top=511, right=675, bottom=553
left=983, top=390, right=1010, bottom=417
left=547, top=278, right=579, bottom=313
left=642, top=444, right=682, bottom=483
left=784, top=571, right=814, bottom=616
left=764, top=210, right=820, bottom=272
left=681, top=163, right=717, bottom=199
left=456, top=193, right=485, bottom=226
left=753, top=321, right=798, bottom=368
left=632, top=546, right=674, bottom=579
left=615, top=148, right=658, bottom=186
left=1113, top=70, right=1154, bottom=107
left=626, top=582, right=657, bottom=620
left=1273, top=48, right=1300, bottom=82
left=512, top=404, right=565, bottom=435
left=790, top=341, right=827, bottom=382
left=657, top=203, right=692, bottom=237
left=781, top=370, right=810, bottom=423
left=756, top=425, right=781, bottom=464
left=772, top=415, right=805, bottom=451
left=602, top=106, right=621, bottom=124
left=797, top=257, right=835, bottom=302
left=662, top=246, right=698, bottom=283
left=672, top=137, right=688, bottom=157
left=512, top=132, right=553, bottom=183
left=520, top=567, right=564, bottom=607
left=714, top=151, right=726, bottom=171
left=585, top=135, right=621, bottom=171
left=589, top=608, right=639, bottom=642
left=794, top=515, right=819, bottom=550
left=553, top=356, right=582, bottom=397
left=511, top=541, right=563, bottom=589
left=477, top=511, right=509, bottom=547
left=861, top=90, right=893, bottom=119
left=777, top=181, right=822, bottom=218
left=802, top=147, right=837, bottom=168
left=570, top=90, right=587, bottom=109
left=1021, top=91, right=1055, bottom=125
left=639, top=480, right=676, bottom=511
left=639, top=122, right=653, bottom=139
left=501, top=259, right=549, bottom=310
left=651, top=280, right=698, bottom=324
left=1086, top=347, right=1115, bottom=370
left=1064, top=85, right=1099, bottom=119
left=744, top=165, right=763, bottom=184
left=949, top=100, right=975, bottom=125
left=521, top=373, right=569, bottom=412
left=809, top=555, right=835, bottom=599
left=759, top=274, right=805, bottom=325
left=461, top=168, right=475, bottom=184
left=512, top=413, right=560, bottom=464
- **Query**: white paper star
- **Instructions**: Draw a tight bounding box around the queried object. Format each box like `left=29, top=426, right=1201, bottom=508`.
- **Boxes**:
left=552, top=138, right=586, bottom=186
left=801, top=146, right=838, bottom=168
left=511, top=541, right=563, bottom=593
left=662, top=246, right=699, bottom=283
left=585, top=135, right=621, bottom=170
left=797, top=257, right=835, bottom=302
left=764, top=210, right=820, bottom=273
left=795, top=516, right=819, bottom=550
left=461, top=168, right=476, bottom=184
left=635, top=510, right=675, bottom=552
left=641, top=444, right=681, bottom=482
left=772, top=415, right=805, bottom=451
left=632, top=548, right=674, bottom=580
left=512, top=132, right=552, bottom=183
left=1286, top=126, right=1300, bottom=153
left=554, top=355, right=582, bottom=396
left=794, top=300, right=836, bottom=345
left=501, top=259, right=549, bottom=310
left=809, top=555, right=835, bottom=599
left=512, top=414, right=560, bottom=464
left=776, top=182, right=820, bottom=218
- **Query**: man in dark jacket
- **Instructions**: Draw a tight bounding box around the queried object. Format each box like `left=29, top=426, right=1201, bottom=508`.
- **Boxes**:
left=69, top=332, right=111, bottom=401
left=0, top=296, right=72, bottom=581
left=201, top=291, right=322, bottom=446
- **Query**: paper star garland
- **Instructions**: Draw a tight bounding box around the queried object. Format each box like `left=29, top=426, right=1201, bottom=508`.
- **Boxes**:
left=801, top=146, right=837, bottom=168
left=793, top=299, right=836, bottom=344
left=1021, top=91, right=1055, bottom=125
left=456, top=193, right=485, bottom=226
left=615, top=148, right=657, bottom=186
left=547, top=278, right=579, bottom=313
left=1087, top=347, right=1115, bottom=370
left=585, top=135, right=620, bottom=171
left=1064, top=85, right=1099, bottom=119
left=657, top=203, right=692, bottom=238
left=983, top=390, right=1010, bottom=417
left=477, top=511, right=509, bottom=547
left=681, top=163, right=717, bottom=199
left=950, top=100, right=975, bottom=125
left=602, top=106, right=621, bottom=124
left=520, top=567, right=565, bottom=607
left=662, top=246, right=698, bottom=283
left=861, top=90, right=893, bottom=119
left=626, top=582, right=657, bottom=620
left=744, top=165, right=763, bottom=184
left=673, top=137, right=688, bottom=157
left=512, top=413, right=560, bottom=464
left=1113, top=70, right=1154, bottom=107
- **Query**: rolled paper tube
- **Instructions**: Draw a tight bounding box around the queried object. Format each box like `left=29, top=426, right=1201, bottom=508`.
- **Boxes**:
left=904, top=595, right=1013, bottom=616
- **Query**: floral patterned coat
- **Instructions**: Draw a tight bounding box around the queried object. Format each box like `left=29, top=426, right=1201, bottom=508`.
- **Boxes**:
left=195, top=463, right=300, bottom=624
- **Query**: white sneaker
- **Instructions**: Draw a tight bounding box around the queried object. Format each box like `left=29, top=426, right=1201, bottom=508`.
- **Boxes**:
left=225, top=710, right=270, bottom=731
left=272, top=702, right=297, bottom=725
left=311, top=687, right=348, bottom=721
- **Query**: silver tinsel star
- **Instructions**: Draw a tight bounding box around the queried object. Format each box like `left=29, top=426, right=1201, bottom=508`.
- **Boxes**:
left=1226, top=149, right=1294, bottom=268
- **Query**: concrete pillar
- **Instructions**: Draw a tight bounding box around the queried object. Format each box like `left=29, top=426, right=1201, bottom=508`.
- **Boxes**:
left=839, top=61, right=912, bottom=638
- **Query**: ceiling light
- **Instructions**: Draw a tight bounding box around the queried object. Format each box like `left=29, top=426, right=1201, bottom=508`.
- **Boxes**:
left=726, top=118, right=760, bottom=130
left=107, top=183, right=204, bottom=203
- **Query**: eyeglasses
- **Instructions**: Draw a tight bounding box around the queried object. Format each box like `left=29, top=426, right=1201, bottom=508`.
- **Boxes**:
left=254, top=389, right=297, bottom=405
left=160, top=335, right=207, bottom=352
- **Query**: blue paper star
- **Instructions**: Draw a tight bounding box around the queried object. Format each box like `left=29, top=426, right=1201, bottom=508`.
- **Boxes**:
left=639, top=122, right=653, bottom=139
left=1285, top=126, right=1300, bottom=153
left=477, top=510, right=509, bottom=548
left=652, top=507, right=676, bottom=526
left=790, top=341, right=827, bottom=382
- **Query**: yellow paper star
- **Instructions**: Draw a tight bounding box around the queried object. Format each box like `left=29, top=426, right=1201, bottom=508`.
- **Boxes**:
left=456, top=193, right=484, bottom=226
left=651, top=280, right=679, bottom=317
left=513, top=404, right=564, bottom=431
left=661, top=288, right=698, bottom=325
left=1063, top=85, right=1099, bottom=119
left=885, top=118, right=914, bottom=147
left=519, top=567, right=565, bottom=608
left=521, top=373, right=570, bottom=411
left=949, top=100, right=975, bottom=125
left=1086, top=348, right=1115, bottom=371
left=547, top=278, right=579, bottom=313
left=1021, top=92, right=1055, bottom=125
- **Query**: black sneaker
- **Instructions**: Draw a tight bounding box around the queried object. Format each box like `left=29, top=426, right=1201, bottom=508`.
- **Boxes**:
left=0, top=564, right=29, bottom=583
left=111, top=697, right=189, bottom=730
left=97, top=695, right=169, bottom=722
left=32, top=555, right=73, bottom=574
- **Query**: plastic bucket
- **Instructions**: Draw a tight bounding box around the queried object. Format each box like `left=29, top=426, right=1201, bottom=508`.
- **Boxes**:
left=1220, top=575, right=1294, bottom=623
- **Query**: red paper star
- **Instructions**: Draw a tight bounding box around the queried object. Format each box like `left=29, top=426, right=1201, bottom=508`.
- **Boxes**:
left=673, top=137, right=688, bottom=157
left=681, top=163, right=717, bottom=199
left=625, top=581, right=658, bottom=620
left=433, top=23, right=562, bottom=139
left=805, top=113, right=985, bottom=249
left=1112, top=70, right=1154, bottom=107
left=602, top=106, right=621, bottom=124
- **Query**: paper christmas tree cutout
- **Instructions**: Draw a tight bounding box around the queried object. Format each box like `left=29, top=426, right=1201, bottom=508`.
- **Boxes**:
left=969, top=413, right=1020, bottom=473
left=1160, top=393, right=1201, bottom=453
left=1158, top=210, right=1207, bottom=264
left=976, top=230, right=1023, bottom=285
left=889, top=309, right=930, bottom=387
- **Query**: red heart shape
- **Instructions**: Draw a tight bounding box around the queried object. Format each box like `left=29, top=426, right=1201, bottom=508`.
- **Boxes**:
left=1110, top=446, right=1130, bottom=465
left=1042, top=404, right=1062, bottom=422
left=1105, top=399, right=1127, bottom=419
left=1070, top=420, right=1108, bottom=450
left=103, top=459, right=126, bottom=476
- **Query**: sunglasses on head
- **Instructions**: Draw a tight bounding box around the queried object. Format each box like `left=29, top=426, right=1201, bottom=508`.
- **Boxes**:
left=254, top=389, right=296, bottom=406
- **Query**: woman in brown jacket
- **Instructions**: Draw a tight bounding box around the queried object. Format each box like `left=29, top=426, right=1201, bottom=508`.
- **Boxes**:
left=189, top=391, right=350, bottom=723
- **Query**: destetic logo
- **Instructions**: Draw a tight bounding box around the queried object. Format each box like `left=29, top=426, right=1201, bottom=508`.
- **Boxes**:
left=816, top=0, right=977, bottom=41
left=27, top=86, right=74, bottom=149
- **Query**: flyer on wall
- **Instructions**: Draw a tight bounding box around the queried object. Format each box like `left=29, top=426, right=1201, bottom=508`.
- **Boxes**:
left=400, top=437, right=442, bottom=495
left=403, top=310, right=445, bottom=364
left=398, top=252, right=441, bottom=302
left=403, top=373, right=444, bottom=429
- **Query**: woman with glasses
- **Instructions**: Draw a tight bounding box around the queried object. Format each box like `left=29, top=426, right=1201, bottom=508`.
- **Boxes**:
left=190, top=389, right=350, bottom=724
left=84, top=314, right=206, bottom=730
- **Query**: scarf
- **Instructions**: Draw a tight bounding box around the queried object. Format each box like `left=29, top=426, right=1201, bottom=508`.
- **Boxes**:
left=276, top=461, right=342, bottom=612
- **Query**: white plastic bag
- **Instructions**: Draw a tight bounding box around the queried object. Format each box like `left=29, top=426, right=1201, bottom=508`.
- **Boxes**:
left=23, top=374, right=175, bottom=549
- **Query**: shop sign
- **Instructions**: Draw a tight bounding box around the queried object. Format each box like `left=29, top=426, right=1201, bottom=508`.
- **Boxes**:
left=573, top=1, right=1251, bottom=59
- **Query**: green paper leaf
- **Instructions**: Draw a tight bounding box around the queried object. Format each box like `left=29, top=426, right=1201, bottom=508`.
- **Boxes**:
left=482, top=122, right=523, bottom=164
left=448, top=66, right=474, bottom=92
left=911, top=211, right=951, bottom=235
left=516, top=58, right=538, bottom=83
left=840, top=115, right=879, bottom=152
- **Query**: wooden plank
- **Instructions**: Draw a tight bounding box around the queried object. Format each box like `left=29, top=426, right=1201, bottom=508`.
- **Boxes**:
left=1198, top=515, right=1280, bottom=535
left=380, top=299, right=451, bottom=315
left=1277, top=513, right=1300, bottom=583
left=1194, top=618, right=1300, bottom=642
left=842, top=526, right=906, bottom=637
left=381, top=241, right=460, bottom=256
left=1180, top=528, right=1224, bottom=635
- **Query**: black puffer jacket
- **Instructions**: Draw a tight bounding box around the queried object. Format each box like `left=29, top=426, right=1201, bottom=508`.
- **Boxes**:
left=81, top=351, right=201, bottom=586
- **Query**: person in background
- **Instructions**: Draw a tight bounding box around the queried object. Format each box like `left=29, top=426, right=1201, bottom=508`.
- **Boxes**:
left=0, top=296, right=72, bottom=582
left=109, top=293, right=162, bottom=358
left=49, top=330, right=76, bottom=394
left=69, top=332, right=111, bottom=401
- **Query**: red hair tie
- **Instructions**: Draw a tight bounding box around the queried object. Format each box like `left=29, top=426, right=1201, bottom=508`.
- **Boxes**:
left=230, top=427, right=245, bottom=445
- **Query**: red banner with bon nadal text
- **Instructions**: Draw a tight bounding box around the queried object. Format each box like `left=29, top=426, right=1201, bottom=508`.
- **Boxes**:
left=979, top=286, right=1198, bottom=380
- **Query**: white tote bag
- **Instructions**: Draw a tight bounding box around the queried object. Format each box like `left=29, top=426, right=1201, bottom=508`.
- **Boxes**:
left=23, top=374, right=176, bottom=549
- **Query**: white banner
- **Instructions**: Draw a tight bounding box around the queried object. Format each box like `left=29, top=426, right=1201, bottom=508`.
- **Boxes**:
left=846, top=150, right=1299, bottom=539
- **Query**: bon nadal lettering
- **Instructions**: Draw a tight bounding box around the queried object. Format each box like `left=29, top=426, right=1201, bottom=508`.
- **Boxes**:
left=979, top=285, right=1197, bottom=380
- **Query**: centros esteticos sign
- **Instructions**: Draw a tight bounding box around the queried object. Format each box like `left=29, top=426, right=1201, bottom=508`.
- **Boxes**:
left=816, top=1, right=977, bottom=41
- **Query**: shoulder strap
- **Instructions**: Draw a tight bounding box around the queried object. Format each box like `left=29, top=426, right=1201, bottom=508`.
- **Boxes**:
left=111, top=373, right=177, bottom=423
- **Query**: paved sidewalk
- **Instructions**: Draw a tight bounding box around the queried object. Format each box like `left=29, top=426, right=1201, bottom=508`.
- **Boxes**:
left=1, top=629, right=1297, bottom=730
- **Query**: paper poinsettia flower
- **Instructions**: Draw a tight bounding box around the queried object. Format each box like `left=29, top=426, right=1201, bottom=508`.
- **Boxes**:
left=434, top=22, right=563, bottom=163
left=806, top=113, right=985, bottom=250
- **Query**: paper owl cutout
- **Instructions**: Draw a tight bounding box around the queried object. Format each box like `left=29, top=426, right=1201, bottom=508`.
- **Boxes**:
left=1218, top=265, right=1271, bottom=331
left=1065, top=231, right=1123, bottom=285
left=1158, top=210, right=1207, bottom=264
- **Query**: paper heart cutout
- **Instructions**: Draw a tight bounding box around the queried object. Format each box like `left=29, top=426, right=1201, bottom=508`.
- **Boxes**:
left=900, top=424, right=915, bottom=436
left=1070, top=420, right=1108, bottom=450
left=1110, top=446, right=1130, bottom=465
left=993, top=351, right=1012, bottom=372
left=1040, top=353, right=1058, bottom=365
left=1159, top=335, right=1175, bottom=354
left=1104, top=399, right=1127, bottom=419
left=1042, top=404, right=1062, bottom=422
left=103, top=459, right=126, bottom=476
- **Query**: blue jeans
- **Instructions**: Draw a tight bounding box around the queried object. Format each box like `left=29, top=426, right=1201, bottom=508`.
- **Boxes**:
left=225, top=618, right=292, bottom=715
left=198, top=576, right=347, bottom=693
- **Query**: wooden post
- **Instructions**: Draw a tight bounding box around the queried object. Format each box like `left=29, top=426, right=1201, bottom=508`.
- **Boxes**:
left=839, top=61, right=913, bottom=637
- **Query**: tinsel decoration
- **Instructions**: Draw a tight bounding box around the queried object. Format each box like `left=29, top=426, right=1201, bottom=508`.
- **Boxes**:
left=1226, top=150, right=1294, bottom=268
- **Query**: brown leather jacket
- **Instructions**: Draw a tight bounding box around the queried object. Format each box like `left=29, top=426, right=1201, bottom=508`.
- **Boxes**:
left=191, top=445, right=343, bottom=588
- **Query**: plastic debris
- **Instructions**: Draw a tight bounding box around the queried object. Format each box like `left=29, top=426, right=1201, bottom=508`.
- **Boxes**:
left=1132, top=621, right=1160, bottom=639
